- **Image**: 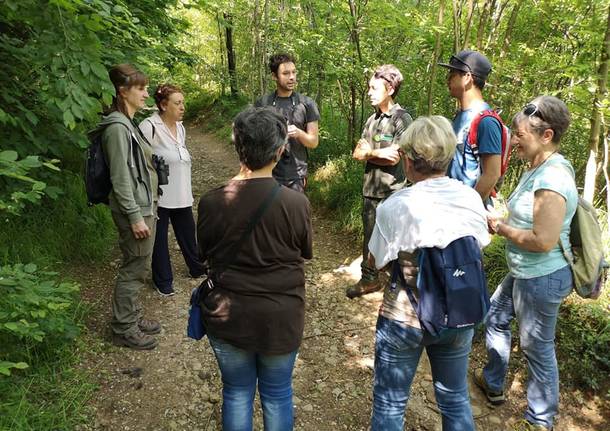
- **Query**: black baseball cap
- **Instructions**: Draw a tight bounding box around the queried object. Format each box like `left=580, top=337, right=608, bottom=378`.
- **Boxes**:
left=438, top=50, right=492, bottom=80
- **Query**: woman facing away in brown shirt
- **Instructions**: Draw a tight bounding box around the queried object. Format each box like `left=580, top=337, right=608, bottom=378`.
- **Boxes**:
left=197, top=106, right=312, bottom=431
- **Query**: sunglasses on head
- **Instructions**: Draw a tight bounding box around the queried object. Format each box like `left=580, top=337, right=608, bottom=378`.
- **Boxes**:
left=523, top=103, right=545, bottom=121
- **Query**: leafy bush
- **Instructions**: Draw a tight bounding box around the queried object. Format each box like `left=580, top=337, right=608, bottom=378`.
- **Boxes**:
left=0, top=172, right=115, bottom=266
left=0, top=263, right=80, bottom=376
left=557, top=299, right=610, bottom=391
left=0, top=150, right=61, bottom=215
left=308, top=154, right=364, bottom=235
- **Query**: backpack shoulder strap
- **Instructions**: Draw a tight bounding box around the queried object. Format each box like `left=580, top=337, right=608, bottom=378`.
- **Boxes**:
left=467, top=109, right=504, bottom=152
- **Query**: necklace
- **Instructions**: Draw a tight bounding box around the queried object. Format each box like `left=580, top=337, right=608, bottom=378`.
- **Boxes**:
left=507, top=151, right=557, bottom=204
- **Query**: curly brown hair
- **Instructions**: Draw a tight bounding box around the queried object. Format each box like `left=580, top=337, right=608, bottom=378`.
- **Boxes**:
left=153, top=83, right=183, bottom=111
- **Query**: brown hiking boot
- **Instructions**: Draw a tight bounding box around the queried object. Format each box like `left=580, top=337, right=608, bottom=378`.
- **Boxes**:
left=473, top=369, right=505, bottom=405
left=345, top=278, right=383, bottom=299
left=138, top=318, right=161, bottom=335
left=112, top=330, right=158, bottom=350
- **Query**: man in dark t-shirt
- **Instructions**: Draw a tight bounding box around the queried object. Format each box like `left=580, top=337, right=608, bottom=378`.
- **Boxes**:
left=346, top=64, right=413, bottom=299
left=254, top=53, right=320, bottom=193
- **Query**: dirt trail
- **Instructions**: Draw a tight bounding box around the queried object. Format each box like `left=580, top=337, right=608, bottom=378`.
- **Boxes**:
left=78, top=123, right=608, bottom=431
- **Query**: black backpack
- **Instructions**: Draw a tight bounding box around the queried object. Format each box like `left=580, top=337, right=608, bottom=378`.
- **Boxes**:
left=85, top=123, right=133, bottom=206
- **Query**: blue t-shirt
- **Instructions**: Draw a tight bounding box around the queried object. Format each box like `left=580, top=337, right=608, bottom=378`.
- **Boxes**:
left=505, top=154, right=578, bottom=279
left=448, top=101, right=502, bottom=188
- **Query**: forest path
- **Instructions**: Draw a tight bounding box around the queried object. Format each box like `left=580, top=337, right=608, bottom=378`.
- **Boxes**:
left=78, top=122, right=605, bottom=431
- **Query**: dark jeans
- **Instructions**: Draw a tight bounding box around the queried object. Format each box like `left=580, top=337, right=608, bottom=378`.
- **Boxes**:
left=152, top=206, right=204, bottom=292
left=361, top=196, right=382, bottom=281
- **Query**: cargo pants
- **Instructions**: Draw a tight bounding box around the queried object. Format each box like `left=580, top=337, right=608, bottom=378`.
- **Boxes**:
left=110, top=210, right=157, bottom=336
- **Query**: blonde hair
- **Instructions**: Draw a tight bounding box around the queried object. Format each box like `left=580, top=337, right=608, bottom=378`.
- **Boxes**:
left=398, top=116, right=457, bottom=174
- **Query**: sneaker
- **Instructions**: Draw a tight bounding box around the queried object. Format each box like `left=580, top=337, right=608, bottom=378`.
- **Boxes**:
left=138, top=318, right=161, bottom=335
left=345, top=278, right=383, bottom=299
left=155, top=285, right=175, bottom=297
left=473, top=369, right=505, bottom=405
left=112, top=331, right=158, bottom=350
left=513, top=419, right=552, bottom=431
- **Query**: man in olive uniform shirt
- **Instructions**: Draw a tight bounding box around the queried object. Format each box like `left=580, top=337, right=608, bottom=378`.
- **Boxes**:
left=346, top=64, right=413, bottom=299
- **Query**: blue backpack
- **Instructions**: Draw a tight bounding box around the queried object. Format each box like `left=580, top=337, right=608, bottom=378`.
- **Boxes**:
left=392, top=236, right=490, bottom=336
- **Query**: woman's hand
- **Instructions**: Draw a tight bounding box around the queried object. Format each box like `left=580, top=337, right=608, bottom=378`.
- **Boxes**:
left=486, top=204, right=504, bottom=235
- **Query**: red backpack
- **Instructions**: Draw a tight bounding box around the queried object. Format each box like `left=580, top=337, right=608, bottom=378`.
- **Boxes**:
left=467, top=110, right=512, bottom=197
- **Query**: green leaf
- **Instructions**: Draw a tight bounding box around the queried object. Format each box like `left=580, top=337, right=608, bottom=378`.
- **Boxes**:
left=80, top=61, right=90, bottom=76
left=24, top=110, right=39, bottom=126
left=0, top=151, right=18, bottom=162
left=63, top=110, right=75, bottom=129
left=23, top=263, right=37, bottom=273
left=91, top=63, right=107, bottom=80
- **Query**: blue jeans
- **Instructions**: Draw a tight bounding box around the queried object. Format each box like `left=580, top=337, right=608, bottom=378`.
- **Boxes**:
left=371, top=316, right=475, bottom=431
left=482, top=266, right=572, bottom=429
left=208, top=336, right=297, bottom=431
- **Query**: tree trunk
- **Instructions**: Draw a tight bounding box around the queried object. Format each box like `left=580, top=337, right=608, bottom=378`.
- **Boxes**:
left=462, top=0, right=475, bottom=49
left=427, top=0, right=446, bottom=115
left=223, top=13, right=238, bottom=98
left=451, top=0, right=461, bottom=53
left=500, top=0, right=522, bottom=56
left=476, top=0, right=492, bottom=50
left=485, top=0, right=509, bottom=50
left=217, top=13, right=226, bottom=97
left=583, top=6, right=610, bottom=202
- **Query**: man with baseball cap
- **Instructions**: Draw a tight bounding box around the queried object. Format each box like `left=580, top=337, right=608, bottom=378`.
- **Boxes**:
left=439, top=50, right=501, bottom=202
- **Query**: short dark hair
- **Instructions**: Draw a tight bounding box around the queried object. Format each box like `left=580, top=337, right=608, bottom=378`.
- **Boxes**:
left=472, top=75, right=486, bottom=90
left=373, top=64, right=403, bottom=98
left=233, top=107, right=287, bottom=170
left=269, top=53, right=296, bottom=75
left=512, top=95, right=570, bottom=144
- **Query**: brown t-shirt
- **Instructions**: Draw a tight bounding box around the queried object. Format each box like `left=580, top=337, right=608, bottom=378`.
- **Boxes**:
left=197, top=178, right=313, bottom=354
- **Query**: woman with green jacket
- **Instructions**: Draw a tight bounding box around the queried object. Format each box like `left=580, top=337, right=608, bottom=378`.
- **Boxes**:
left=92, top=64, right=161, bottom=350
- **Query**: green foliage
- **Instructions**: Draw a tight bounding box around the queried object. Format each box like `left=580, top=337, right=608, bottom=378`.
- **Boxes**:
left=0, top=150, right=61, bottom=215
left=308, top=155, right=364, bottom=235
left=0, top=172, right=115, bottom=266
left=0, top=339, right=97, bottom=430
left=557, top=299, right=610, bottom=391
left=0, top=264, right=80, bottom=374
left=482, top=235, right=509, bottom=292
left=195, top=94, right=250, bottom=138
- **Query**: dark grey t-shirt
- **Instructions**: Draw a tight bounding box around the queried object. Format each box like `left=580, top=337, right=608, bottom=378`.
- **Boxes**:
left=361, top=104, right=412, bottom=198
left=255, top=92, right=320, bottom=180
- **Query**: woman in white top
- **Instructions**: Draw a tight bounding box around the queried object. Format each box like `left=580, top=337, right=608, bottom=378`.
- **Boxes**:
left=140, top=84, right=204, bottom=296
left=368, top=116, right=489, bottom=431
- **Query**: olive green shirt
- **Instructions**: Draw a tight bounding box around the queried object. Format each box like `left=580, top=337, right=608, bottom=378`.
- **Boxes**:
left=361, top=104, right=412, bottom=198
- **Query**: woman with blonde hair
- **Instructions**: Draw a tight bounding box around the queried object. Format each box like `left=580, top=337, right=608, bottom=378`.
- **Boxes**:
left=368, top=115, right=490, bottom=430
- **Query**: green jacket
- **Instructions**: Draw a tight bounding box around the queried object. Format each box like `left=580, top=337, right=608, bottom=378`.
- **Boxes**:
left=92, top=111, right=158, bottom=224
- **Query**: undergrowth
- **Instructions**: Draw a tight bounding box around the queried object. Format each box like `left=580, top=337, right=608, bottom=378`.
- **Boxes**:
left=0, top=172, right=115, bottom=266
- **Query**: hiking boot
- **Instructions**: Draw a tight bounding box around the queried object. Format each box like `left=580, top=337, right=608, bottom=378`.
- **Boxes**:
left=112, top=331, right=158, bottom=350
left=473, top=369, right=505, bottom=405
left=138, top=318, right=161, bottom=335
left=345, top=278, right=383, bottom=299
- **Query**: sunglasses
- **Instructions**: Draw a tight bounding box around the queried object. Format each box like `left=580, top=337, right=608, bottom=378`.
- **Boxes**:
left=523, top=103, right=545, bottom=121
